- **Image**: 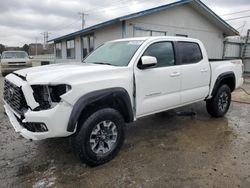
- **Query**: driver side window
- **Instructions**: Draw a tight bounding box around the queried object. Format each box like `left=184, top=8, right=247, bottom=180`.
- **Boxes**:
left=143, top=42, right=175, bottom=67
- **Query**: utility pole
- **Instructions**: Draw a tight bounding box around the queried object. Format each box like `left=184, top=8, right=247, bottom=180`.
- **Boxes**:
left=35, top=37, right=38, bottom=56
left=78, top=11, right=88, bottom=29
left=41, top=31, right=51, bottom=49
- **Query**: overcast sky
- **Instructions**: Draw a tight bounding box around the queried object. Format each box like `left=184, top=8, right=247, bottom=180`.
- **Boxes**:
left=0, top=0, right=250, bottom=46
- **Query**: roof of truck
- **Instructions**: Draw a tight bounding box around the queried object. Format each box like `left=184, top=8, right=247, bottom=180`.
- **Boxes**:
left=111, top=36, right=201, bottom=42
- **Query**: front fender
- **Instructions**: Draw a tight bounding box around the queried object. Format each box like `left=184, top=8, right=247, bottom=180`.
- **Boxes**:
left=67, top=87, right=134, bottom=132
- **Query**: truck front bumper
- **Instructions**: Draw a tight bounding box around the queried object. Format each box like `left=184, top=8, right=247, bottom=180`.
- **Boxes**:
left=3, top=73, right=75, bottom=140
left=4, top=101, right=73, bottom=140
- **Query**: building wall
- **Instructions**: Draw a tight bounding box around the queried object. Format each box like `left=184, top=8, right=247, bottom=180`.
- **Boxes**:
left=55, top=25, right=122, bottom=63
left=125, top=4, right=225, bottom=58
left=55, top=3, right=229, bottom=62
left=94, top=23, right=123, bottom=48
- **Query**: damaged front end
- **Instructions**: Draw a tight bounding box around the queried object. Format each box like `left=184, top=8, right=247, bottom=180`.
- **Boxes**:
left=31, top=84, right=71, bottom=111
left=3, top=73, right=73, bottom=140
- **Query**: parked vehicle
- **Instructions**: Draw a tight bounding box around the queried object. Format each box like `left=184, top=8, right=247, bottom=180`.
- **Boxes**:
left=0, top=51, right=32, bottom=76
left=3, top=37, right=244, bottom=166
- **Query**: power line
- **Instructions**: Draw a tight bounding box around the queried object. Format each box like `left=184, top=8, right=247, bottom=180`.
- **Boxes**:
left=85, top=0, right=163, bottom=14
left=50, top=17, right=81, bottom=33
left=49, top=0, right=131, bottom=32
left=49, top=0, right=166, bottom=32
left=226, top=15, right=250, bottom=21
left=221, top=9, right=250, bottom=16
left=85, top=0, right=134, bottom=13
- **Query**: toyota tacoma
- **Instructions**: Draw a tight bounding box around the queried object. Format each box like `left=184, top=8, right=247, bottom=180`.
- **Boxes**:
left=3, top=37, right=244, bottom=166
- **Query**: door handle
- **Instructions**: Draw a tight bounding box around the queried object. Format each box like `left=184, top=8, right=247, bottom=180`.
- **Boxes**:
left=170, top=72, right=180, bottom=77
left=200, top=68, right=208, bottom=73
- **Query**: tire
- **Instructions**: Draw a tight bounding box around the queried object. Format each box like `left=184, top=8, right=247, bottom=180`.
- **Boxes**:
left=71, top=108, right=125, bottom=166
left=206, top=84, right=231, bottom=118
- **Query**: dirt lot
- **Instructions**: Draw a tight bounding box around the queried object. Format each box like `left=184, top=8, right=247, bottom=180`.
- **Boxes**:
left=0, top=75, right=250, bottom=188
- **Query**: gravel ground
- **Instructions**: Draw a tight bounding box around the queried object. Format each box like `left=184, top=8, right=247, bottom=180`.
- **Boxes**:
left=0, top=75, right=250, bottom=188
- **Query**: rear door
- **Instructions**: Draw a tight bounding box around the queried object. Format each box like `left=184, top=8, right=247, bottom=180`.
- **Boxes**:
left=135, top=41, right=181, bottom=117
left=177, top=42, right=210, bottom=104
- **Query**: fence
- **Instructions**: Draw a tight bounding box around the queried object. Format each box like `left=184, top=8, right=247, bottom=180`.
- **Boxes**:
left=223, top=32, right=250, bottom=73
left=32, top=54, right=55, bottom=66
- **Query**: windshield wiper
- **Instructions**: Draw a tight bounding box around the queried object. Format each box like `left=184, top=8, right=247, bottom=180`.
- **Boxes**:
left=92, top=62, right=114, bottom=66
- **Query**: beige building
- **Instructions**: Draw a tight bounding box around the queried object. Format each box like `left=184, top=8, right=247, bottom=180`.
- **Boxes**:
left=50, top=0, right=239, bottom=63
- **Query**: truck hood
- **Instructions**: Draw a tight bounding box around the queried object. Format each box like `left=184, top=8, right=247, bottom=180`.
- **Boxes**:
left=14, top=63, right=123, bottom=84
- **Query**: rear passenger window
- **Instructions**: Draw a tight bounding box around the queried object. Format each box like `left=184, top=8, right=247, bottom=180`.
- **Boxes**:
left=178, top=42, right=202, bottom=64
left=143, top=42, right=175, bottom=67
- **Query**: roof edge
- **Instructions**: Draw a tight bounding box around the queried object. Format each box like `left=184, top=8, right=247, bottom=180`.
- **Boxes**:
left=49, top=0, right=192, bottom=42
left=119, top=0, right=192, bottom=21
left=193, top=0, right=239, bottom=36
left=49, top=0, right=239, bottom=42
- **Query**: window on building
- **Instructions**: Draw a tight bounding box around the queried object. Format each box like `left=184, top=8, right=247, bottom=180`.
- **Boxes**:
left=55, top=42, right=62, bottom=58
left=152, top=31, right=166, bottom=36
left=66, top=40, right=75, bottom=59
left=142, top=42, right=175, bottom=67
left=176, top=34, right=188, bottom=37
left=82, top=34, right=94, bottom=58
left=89, top=35, right=94, bottom=52
left=134, top=29, right=151, bottom=37
left=178, top=42, right=203, bottom=64
left=134, top=28, right=166, bottom=37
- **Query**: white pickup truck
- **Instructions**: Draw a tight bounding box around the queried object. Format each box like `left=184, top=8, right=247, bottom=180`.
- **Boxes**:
left=3, top=37, right=244, bottom=166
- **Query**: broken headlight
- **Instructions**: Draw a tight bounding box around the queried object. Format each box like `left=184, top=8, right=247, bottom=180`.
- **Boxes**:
left=31, top=84, right=71, bottom=110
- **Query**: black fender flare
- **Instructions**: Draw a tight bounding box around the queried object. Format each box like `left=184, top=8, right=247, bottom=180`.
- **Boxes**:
left=211, top=71, right=235, bottom=97
left=67, top=87, right=134, bottom=132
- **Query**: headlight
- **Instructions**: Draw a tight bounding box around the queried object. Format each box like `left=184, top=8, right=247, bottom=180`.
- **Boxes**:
left=32, top=84, right=71, bottom=110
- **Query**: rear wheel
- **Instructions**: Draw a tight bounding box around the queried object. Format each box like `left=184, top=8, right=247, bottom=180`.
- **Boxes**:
left=71, top=108, right=125, bottom=166
left=206, top=85, right=231, bottom=117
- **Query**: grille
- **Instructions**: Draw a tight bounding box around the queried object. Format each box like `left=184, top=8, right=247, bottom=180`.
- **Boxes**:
left=3, top=79, right=28, bottom=116
left=8, top=62, right=26, bottom=64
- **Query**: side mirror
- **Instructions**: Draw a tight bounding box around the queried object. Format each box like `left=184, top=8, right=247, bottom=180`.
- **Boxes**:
left=139, top=56, right=157, bottom=69
left=29, top=56, right=33, bottom=59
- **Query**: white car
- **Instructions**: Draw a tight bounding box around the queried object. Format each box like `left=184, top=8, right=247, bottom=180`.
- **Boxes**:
left=3, top=37, right=244, bottom=166
left=0, top=51, right=32, bottom=76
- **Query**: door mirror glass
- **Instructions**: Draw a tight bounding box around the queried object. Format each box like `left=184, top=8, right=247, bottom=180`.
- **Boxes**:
left=140, top=56, right=157, bottom=69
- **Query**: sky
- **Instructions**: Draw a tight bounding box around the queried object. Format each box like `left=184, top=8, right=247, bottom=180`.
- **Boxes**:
left=0, top=0, right=250, bottom=47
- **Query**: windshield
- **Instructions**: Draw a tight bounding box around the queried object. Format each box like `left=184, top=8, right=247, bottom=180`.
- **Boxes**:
left=2, top=51, right=28, bottom=59
left=84, top=40, right=144, bottom=66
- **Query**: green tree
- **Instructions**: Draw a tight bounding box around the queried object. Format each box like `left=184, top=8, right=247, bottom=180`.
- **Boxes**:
left=0, top=44, right=6, bottom=54
left=22, top=44, right=29, bottom=53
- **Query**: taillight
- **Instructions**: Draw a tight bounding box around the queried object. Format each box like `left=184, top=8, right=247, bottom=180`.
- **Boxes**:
left=231, top=60, right=244, bottom=73
left=231, top=60, right=242, bottom=65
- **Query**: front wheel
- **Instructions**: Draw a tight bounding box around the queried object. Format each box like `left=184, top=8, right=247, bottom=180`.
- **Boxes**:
left=206, top=85, right=231, bottom=118
left=71, top=108, right=125, bottom=166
